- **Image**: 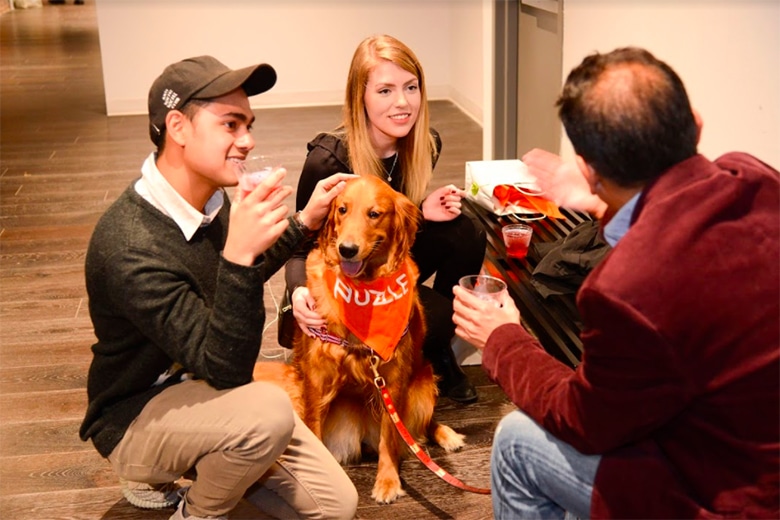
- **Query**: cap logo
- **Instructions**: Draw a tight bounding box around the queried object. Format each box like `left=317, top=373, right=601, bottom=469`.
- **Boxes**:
left=161, top=88, right=181, bottom=110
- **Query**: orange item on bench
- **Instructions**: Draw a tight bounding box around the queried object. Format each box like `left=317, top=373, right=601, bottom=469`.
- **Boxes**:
left=493, top=185, right=565, bottom=219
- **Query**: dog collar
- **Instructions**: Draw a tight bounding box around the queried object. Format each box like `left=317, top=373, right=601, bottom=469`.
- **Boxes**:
left=307, top=325, right=410, bottom=357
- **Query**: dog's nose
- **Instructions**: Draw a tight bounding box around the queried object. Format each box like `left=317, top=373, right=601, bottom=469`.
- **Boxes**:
left=338, top=243, right=359, bottom=260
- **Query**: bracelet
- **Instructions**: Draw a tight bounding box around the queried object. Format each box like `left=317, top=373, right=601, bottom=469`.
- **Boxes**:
left=292, top=211, right=316, bottom=238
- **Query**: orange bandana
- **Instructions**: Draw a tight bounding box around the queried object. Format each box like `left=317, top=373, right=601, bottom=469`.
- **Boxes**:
left=323, top=259, right=415, bottom=361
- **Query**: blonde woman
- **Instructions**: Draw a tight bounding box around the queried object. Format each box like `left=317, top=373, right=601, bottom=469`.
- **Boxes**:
left=285, top=34, right=486, bottom=404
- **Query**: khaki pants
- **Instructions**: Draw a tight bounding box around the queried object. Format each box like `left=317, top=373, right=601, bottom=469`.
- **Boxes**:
left=108, top=379, right=357, bottom=519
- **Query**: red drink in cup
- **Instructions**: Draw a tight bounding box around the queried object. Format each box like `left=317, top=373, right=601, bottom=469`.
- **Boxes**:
left=507, top=237, right=530, bottom=258
left=502, top=223, right=533, bottom=259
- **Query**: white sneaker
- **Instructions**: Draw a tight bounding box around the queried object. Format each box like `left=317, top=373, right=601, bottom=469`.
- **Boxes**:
left=169, top=498, right=228, bottom=520
left=120, top=478, right=182, bottom=509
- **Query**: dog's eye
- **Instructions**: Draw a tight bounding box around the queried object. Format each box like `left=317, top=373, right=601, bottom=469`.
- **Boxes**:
left=338, top=206, right=347, bottom=215
left=368, top=210, right=381, bottom=219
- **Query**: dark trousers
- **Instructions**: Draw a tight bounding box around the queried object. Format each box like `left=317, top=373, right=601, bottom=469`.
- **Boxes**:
left=411, top=213, right=486, bottom=361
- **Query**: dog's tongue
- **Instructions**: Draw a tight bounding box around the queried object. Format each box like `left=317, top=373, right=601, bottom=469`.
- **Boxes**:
left=340, top=259, right=363, bottom=277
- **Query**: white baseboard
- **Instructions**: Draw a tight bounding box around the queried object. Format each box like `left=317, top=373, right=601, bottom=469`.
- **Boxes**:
left=106, top=85, right=485, bottom=129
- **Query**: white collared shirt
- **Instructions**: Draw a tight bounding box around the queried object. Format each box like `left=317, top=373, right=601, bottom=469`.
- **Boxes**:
left=603, top=192, right=641, bottom=247
left=135, top=152, right=224, bottom=241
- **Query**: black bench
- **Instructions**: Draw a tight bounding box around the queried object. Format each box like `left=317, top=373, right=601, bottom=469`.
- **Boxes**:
left=462, top=199, right=594, bottom=369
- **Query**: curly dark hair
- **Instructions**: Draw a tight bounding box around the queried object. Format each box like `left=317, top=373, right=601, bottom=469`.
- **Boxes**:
left=557, top=47, right=698, bottom=187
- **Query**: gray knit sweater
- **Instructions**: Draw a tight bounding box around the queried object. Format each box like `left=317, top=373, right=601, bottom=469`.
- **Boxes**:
left=79, top=184, right=307, bottom=457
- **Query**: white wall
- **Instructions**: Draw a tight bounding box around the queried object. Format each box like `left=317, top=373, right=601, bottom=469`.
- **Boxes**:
left=96, top=1, right=779, bottom=167
left=561, top=0, right=780, bottom=168
left=95, top=0, right=485, bottom=123
left=448, top=0, right=489, bottom=122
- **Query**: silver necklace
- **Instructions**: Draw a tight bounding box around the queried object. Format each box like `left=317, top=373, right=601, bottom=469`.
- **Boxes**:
left=386, top=153, right=398, bottom=182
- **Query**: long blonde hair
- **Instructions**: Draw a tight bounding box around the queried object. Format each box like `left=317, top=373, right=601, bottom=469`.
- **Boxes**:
left=338, top=34, right=437, bottom=205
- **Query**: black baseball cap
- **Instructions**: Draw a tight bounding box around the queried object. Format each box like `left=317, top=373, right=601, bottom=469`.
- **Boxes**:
left=148, top=55, right=277, bottom=146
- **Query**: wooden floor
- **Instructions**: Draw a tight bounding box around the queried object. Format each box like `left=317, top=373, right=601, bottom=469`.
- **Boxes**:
left=0, top=4, right=515, bottom=519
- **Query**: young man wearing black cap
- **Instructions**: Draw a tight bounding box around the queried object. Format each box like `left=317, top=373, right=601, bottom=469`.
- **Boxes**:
left=79, top=56, right=358, bottom=520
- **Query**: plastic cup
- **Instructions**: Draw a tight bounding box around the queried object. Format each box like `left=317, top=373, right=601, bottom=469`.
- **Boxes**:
left=458, top=274, right=507, bottom=307
left=234, top=155, right=278, bottom=198
left=502, top=223, right=533, bottom=259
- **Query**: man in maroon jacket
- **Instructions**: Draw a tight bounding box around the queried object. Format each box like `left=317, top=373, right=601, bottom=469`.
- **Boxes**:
left=453, top=47, right=779, bottom=519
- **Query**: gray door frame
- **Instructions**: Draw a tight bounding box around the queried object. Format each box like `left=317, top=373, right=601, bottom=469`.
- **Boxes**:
left=492, top=0, right=519, bottom=160
left=493, top=0, right=563, bottom=160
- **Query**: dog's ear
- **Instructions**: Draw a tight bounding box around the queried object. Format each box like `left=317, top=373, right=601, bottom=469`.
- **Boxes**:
left=317, top=196, right=341, bottom=264
left=387, top=192, right=422, bottom=270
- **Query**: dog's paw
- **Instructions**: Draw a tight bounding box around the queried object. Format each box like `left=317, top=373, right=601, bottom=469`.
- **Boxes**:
left=371, top=477, right=406, bottom=504
left=434, top=423, right=466, bottom=452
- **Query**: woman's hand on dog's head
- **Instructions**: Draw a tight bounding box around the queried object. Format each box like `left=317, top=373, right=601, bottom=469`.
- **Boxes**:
left=300, top=173, right=359, bottom=231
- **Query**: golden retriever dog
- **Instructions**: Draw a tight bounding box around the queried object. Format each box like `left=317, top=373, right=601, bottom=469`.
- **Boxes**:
left=284, top=175, right=465, bottom=503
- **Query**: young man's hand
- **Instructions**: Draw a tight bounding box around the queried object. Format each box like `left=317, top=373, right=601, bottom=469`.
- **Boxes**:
left=224, top=168, right=292, bottom=266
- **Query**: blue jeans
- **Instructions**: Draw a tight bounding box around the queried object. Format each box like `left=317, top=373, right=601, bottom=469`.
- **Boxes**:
left=491, top=410, right=601, bottom=519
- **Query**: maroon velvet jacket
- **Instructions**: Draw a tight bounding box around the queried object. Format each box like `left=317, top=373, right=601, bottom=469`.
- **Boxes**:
left=482, top=153, right=779, bottom=518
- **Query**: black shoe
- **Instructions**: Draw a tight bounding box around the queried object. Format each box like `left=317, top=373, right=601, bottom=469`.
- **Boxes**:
left=417, top=286, right=478, bottom=404
left=443, top=374, right=478, bottom=404
left=435, top=355, right=478, bottom=404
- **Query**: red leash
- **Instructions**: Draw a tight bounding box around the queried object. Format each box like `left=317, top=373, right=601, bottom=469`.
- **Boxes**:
left=369, top=355, right=491, bottom=495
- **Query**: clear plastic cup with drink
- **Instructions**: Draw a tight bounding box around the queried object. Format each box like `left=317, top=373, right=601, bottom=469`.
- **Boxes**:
left=458, top=274, right=507, bottom=307
left=234, top=155, right=279, bottom=198
left=502, top=223, right=533, bottom=259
